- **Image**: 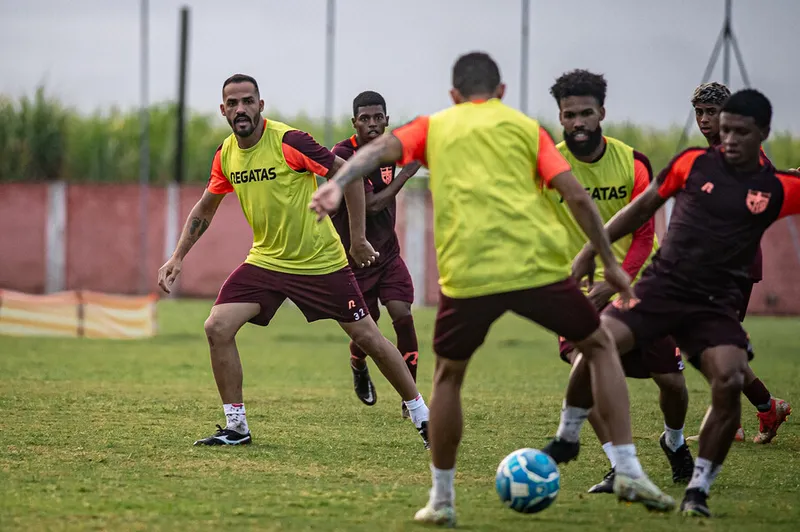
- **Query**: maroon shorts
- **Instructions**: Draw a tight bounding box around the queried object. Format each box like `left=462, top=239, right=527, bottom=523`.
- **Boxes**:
left=558, top=325, right=683, bottom=379
left=214, top=263, right=369, bottom=326
left=736, top=277, right=755, bottom=322
left=604, top=273, right=749, bottom=363
left=433, top=278, right=601, bottom=361
left=354, top=255, right=414, bottom=322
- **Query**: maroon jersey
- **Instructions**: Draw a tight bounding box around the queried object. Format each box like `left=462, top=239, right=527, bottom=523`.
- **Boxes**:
left=331, top=135, right=401, bottom=268
left=652, top=146, right=800, bottom=306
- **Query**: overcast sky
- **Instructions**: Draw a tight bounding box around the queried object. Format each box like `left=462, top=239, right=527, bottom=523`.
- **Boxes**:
left=2, top=0, right=798, bottom=133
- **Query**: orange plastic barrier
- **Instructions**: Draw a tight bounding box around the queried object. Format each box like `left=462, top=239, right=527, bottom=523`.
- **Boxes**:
left=0, top=289, right=157, bottom=339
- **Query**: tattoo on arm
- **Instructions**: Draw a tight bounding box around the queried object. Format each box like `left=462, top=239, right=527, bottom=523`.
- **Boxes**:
left=188, top=217, right=210, bottom=240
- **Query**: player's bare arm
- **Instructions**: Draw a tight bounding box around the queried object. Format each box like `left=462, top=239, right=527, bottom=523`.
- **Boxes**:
left=572, top=180, right=666, bottom=283
left=158, top=190, right=225, bottom=293
left=366, top=160, right=422, bottom=215
left=309, top=135, right=403, bottom=219
left=327, top=155, right=379, bottom=267
left=550, top=170, right=635, bottom=303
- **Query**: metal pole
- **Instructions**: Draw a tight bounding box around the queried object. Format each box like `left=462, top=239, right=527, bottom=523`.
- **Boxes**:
left=730, top=33, right=752, bottom=87
left=520, top=0, right=530, bottom=115
left=139, top=0, right=150, bottom=294
left=175, top=6, right=189, bottom=184
left=324, top=0, right=335, bottom=147
left=722, top=0, right=731, bottom=86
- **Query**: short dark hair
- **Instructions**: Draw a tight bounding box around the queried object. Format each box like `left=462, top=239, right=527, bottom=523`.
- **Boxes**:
left=222, top=74, right=260, bottom=96
left=549, top=69, right=607, bottom=107
left=352, top=91, right=386, bottom=117
left=691, top=82, right=730, bottom=107
left=721, top=89, right=772, bottom=128
left=452, top=52, right=501, bottom=98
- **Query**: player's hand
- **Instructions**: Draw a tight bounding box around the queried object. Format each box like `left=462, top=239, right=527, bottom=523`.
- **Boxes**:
left=309, top=180, right=344, bottom=221
left=350, top=239, right=379, bottom=268
left=787, top=167, right=800, bottom=177
left=157, top=257, right=182, bottom=294
left=587, top=281, right=617, bottom=311
left=571, top=245, right=597, bottom=290
left=602, top=263, right=636, bottom=310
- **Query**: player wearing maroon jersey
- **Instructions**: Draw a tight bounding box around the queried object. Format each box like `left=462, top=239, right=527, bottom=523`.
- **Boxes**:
left=567, top=89, right=800, bottom=517
left=330, top=91, right=423, bottom=417
left=690, top=82, right=791, bottom=444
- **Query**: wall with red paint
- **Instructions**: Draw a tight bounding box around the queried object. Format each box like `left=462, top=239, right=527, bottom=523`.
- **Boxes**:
left=2, top=182, right=799, bottom=315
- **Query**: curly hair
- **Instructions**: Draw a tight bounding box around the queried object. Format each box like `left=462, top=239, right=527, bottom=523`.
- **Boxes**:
left=549, top=69, right=607, bottom=107
left=691, top=82, right=731, bottom=107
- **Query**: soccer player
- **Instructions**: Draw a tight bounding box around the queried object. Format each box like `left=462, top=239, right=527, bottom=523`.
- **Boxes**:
left=546, top=70, right=693, bottom=494
left=690, top=82, right=791, bottom=444
left=330, top=91, right=423, bottom=417
left=569, top=89, right=800, bottom=517
left=311, top=52, right=675, bottom=526
left=157, top=74, right=430, bottom=449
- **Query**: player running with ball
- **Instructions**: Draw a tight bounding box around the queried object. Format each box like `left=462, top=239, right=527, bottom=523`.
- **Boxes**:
left=311, top=52, right=675, bottom=527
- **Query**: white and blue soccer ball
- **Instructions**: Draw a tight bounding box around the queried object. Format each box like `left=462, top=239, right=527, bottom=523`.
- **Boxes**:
left=495, top=448, right=560, bottom=514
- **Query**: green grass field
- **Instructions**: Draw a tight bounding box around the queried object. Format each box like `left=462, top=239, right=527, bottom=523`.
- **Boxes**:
left=1, top=300, right=798, bottom=531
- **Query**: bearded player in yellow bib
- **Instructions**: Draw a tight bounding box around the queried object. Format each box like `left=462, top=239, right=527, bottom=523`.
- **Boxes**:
left=311, top=53, right=675, bottom=526
left=545, top=70, right=693, bottom=494
left=157, top=74, right=430, bottom=449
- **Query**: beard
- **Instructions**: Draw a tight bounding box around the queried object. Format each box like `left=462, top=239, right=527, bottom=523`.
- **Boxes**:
left=563, top=126, right=603, bottom=157
left=230, top=113, right=258, bottom=137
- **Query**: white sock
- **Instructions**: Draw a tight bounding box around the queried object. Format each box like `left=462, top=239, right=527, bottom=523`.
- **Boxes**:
left=664, top=424, right=685, bottom=452
left=687, top=457, right=716, bottom=494
left=611, top=444, right=644, bottom=479
left=708, top=463, right=723, bottom=486
left=602, top=442, right=616, bottom=469
left=223, top=403, right=249, bottom=434
left=404, top=394, right=429, bottom=428
left=429, top=464, right=455, bottom=509
left=555, top=401, right=589, bottom=443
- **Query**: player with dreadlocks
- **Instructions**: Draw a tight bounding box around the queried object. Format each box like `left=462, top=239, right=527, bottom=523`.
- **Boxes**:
left=688, top=82, right=791, bottom=445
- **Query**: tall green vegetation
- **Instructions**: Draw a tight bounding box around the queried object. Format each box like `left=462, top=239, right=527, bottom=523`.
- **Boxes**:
left=1, top=88, right=797, bottom=184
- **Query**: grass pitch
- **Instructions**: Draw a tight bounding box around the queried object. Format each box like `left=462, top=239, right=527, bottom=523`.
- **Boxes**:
left=1, top=300, right=798, bottom=531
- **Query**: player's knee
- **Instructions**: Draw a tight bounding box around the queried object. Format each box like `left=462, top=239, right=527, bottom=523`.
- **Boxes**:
left=204, top=314, right=236, bottom=345
left=711, top=366, right=745, bottom=402
left=433, top=356, right=468, bottom=386
left=654, top=371, right=687, bottom=399
left=573, top=325, right=613, bottom=360
left=387, top=301, right=412, bottom=321
left=348, top=322, right=384, bottom=356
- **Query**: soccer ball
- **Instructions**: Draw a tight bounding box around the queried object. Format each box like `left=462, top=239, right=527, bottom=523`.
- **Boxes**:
left=495, top=448, right=560, bottom=513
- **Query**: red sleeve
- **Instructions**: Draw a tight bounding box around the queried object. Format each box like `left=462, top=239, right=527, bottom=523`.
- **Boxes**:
left=393, top=117, right=429, bottom=166
left=777, top=172, right=800, bottom=219
left=537, top=127, right=571, bottom=187
left=282, top=130, right=336, bottom=177
left=206, top=147, right=233, bottom=194
left=621, top=153, right=655, bottom=277
left=656, top=148, right=704, bottom=198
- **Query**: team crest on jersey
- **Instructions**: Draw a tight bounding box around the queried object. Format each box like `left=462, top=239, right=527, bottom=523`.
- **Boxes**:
left=381, top=166, right=393, bottom=185
left=746, top=189, right=771, bottom=214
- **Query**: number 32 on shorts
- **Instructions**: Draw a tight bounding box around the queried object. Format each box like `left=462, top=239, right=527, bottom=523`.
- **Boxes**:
left=348, top=299, right=366, bottom=321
